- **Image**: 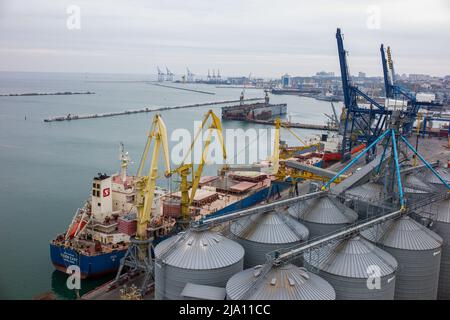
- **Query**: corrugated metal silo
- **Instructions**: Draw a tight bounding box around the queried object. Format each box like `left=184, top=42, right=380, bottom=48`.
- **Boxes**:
left=226, top=263, right=336, bottom=300
left=344, top=182, right=388, bottom=219
left=403, top=173, right=435, bottom=202
left=154, top=229, right=244, bottom=300
left=423, top=167, right=450, bottom=186
left=287, top=195, right=358, bottom=239
left=303, top=235, right=397, bottom=300
left=417, top=198, right=450, bottom=300
left=362, top=215, right=443, bottom=300
left=229, top=209, right=309, bottom=267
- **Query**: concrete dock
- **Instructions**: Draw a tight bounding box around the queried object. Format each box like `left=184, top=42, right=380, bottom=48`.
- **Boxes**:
left=43, top=98, right=265, bottom=123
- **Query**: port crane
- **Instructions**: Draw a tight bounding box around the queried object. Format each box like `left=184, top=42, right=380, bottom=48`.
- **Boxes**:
left=336, top=28, right=391, bottom=162
left=380, top=44, right=446, bottom=134
left=186, top=68, right=194, bottom=82
left=157, top=66, right=165, bottom=82
left=168, top=110, right=228, bottom=224
left=165, top=67, right=174, bottom=82
left=115, top=114, right=171, bottom=295
left=271, top=118, right=347, bottom=193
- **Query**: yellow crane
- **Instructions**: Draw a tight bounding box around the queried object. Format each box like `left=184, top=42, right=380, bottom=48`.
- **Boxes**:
left=135, top=114, right=171, bottom=240
left=271, top=118, right=321, bottom=176
left=271, top=118, right=347, bottom=187
left=168, top=110, right=227, bottom=223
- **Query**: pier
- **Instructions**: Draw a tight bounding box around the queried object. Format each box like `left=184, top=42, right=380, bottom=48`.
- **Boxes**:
left=0, top=91, right=95, bottom=97
left=149, top=83, right=215, bottom=95
left=230, top=118, right=338, bottom=132
left=43, top=98, right=265, bottom=122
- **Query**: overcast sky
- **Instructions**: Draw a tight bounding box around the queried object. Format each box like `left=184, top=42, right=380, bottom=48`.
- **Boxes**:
left=0, top=0, right=449, bottom=77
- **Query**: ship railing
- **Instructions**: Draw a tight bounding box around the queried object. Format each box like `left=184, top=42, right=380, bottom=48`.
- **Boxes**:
left=64, top=208, right=83, bottom=240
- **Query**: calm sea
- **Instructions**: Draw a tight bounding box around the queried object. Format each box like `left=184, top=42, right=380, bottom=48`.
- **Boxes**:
left=0, top=71, right=334, bottom=299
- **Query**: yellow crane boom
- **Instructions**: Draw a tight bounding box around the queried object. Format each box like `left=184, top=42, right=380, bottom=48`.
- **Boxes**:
left=168, top=110, right=227, bottom=223
left=135, top=114, right=170, bottom=240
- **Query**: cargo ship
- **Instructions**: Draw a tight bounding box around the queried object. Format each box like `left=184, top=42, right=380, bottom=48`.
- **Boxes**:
left=50, top=147, right=176, bottom=279
left=222, top=90, right=287, bottom=121
left=319, top=132, right=366, bottom=162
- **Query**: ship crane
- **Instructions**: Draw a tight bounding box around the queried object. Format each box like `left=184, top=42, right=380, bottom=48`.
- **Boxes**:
left=270, top=118, right=345, bottom=190
left=167, top=110, right=228, bottom=224
left=115, top=114, right=171, bottom=295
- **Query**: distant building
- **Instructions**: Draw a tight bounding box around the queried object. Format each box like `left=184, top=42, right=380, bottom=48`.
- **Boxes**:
left=409, top=74, right=431, bottom=81
left=227, top=77, right=248, bottom=85
left=358, top=72, right=366, bottom=78
left=315, top=71, right=335, bottom=78
left=281, top=74, right=291, bottom=87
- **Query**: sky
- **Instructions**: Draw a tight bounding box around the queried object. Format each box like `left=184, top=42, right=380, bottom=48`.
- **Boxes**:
left=0, top=0, right=449, bottom=78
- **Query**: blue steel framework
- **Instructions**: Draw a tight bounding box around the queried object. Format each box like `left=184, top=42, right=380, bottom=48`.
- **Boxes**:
left=336, top=28, right=390, bottom=162
left=337, top=28, right=447, bottom=163
left=380, top=44, right=444, bottom=134
left=322, top=128, right=450, bottom=209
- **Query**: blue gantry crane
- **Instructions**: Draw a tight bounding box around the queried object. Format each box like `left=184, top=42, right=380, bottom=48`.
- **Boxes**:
left=380, top=44, right=444, bottom=133
left=336, top=28, right=390, bottom=162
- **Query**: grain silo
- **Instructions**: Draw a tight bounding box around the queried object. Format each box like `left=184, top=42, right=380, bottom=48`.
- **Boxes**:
left=287, top=195, right=358, bottom=239
left=154, top=229, right=244, bottom=300
left=303, top=235, right=397, bottom=300
left=226, top=263, right=336, bottom=300
left=344, top=182, right=389, bottom=219
left=403, top=173, right=435, bottom=202
left=417, top=197, right=450, bottom=300
left=362, top=215, right=443, bottom=300
left=423, top=167, right=450, bottom=186
left=229, top=209, right=309, bottom=267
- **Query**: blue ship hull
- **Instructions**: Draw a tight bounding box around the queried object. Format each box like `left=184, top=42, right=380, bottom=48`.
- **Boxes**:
left=207, top=181, right=290, bottom=219
left=50, top=243, right=126, bottom=279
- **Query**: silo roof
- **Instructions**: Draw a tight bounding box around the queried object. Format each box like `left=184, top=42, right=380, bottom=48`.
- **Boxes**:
left=230, top=210, right=309, bottom=244
left=226, top=263, right=335, bottom=300
left=425, top=168, right=450, bottom=185
left=404, top=174, right=434, bottom=193
left=288, top=195, right=358, bottom=225
left=361, top=215, right=443, bottom=250
left=303, top=236, right=397, bottom=278
left=345, top=182, right=385, bottom=201
left=154, top=230, right=244, bottom=270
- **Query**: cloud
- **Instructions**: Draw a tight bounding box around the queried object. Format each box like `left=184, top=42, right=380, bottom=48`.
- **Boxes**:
left=0, top=0, right=448, bottom=76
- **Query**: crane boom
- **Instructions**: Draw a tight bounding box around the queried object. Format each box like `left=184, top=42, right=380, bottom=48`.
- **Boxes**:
left=135, top=114, right=170, bottom=239
left=169, top=110, right=227, bottom=222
